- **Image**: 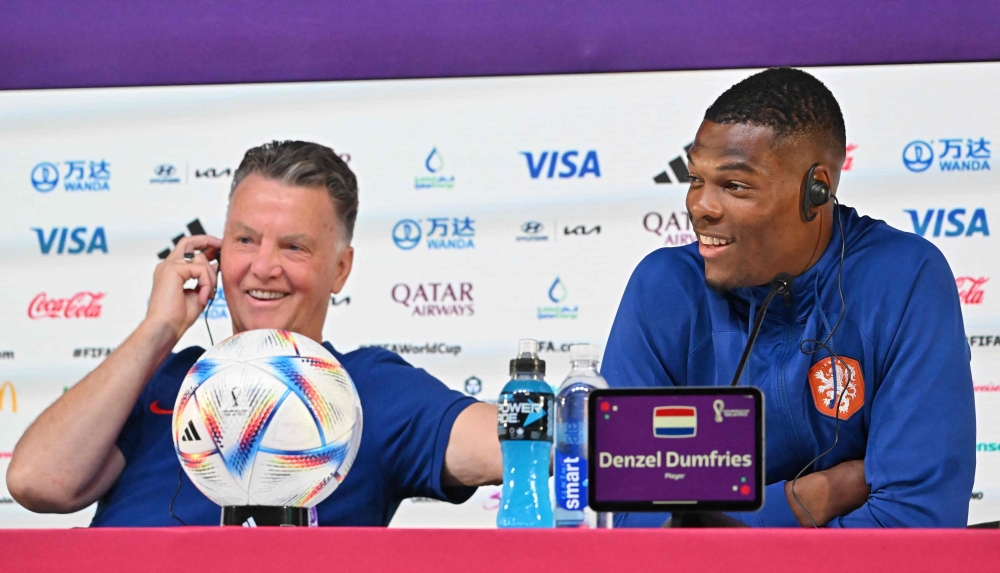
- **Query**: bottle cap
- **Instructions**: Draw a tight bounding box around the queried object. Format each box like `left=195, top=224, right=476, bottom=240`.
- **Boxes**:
left=569, top=343, right=599, bottom=363
left=518, top=339, right=538, bottom=357
left=510, top=338, right=546, bottom=376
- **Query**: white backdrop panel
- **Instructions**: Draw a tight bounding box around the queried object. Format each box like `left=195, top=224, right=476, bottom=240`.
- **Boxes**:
left=0, top=62, right=997, bottom=527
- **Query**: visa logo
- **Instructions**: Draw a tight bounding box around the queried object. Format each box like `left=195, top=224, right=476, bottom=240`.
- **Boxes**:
left=905, top=208, right=990, bottom=237
left=521, top=151, right=601, bottom=179
left=33, top=227, right=108, bottom=254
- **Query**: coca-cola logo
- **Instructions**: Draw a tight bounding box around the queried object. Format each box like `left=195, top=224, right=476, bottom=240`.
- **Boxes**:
left=28, top=292, right=104, bottom=319
left=957, top=277, right=988, bottom=305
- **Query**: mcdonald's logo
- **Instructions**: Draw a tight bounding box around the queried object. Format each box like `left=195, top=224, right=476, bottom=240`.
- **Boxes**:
left=0, top=381, right=16, bottom=413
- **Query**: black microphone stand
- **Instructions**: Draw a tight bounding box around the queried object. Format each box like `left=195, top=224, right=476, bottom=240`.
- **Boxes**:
left=665, top=273, right=793, bottom=529
left=730, top=273, right=793, bottom=387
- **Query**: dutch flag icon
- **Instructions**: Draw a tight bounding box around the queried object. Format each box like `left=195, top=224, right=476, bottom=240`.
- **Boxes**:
left=653, top=406, right=697, bottom=438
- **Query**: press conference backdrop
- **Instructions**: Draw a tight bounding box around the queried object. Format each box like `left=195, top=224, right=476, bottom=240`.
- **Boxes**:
left=0, top=62, right=997, bottom=528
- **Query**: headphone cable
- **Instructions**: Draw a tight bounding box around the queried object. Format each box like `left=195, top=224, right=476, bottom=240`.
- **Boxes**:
left=169, top=465, right=188, bottom=526
left=790, top=197, right=854, bottom=528
left=204, top=286, right=216, bottom=347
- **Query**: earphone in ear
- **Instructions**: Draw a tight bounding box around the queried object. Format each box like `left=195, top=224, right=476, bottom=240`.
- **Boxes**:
left=801, top=163, right=831, bottom=222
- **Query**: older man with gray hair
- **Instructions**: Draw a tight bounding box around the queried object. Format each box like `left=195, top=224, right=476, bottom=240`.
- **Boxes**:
left=7, top=140, right=502, bottom=526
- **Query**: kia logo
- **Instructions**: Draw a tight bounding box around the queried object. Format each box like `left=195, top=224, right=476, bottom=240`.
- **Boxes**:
left=195, top=167, right=231, bottom=178
left=563, top=225, right=600, bottom=236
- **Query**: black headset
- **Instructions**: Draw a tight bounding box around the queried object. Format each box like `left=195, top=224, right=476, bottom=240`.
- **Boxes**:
left=801, top=163, right=831, bottom=222
left=791, top=161, right=853, bottom=527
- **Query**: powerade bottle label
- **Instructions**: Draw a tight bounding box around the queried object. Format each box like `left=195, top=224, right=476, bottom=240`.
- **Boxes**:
left=497, top=391, right=552, bottom=441
left=555, top=421, right=587, bottom=510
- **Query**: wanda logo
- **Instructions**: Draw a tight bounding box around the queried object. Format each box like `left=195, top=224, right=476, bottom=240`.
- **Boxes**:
left=957, top=277, right=988, bottom=305
left=28, top=292, right=104, bottom=319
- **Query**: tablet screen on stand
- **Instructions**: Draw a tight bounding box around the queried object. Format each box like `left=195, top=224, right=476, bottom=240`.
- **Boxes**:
left=588, top=387, right=764, bottom=513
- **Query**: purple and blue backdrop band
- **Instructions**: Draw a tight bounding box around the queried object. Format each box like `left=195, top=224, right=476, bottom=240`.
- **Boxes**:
left=1, top=0, right=999, bottom=90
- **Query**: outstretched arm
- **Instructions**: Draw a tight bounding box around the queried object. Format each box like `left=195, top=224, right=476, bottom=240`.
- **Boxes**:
left=442, top=403, right=502, bottom=487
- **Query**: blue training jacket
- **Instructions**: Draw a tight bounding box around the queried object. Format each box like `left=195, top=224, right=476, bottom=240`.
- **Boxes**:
left=603, top=206, right=975, bottom=528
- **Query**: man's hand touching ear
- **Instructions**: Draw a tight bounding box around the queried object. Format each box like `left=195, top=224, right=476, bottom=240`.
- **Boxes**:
left=146, top=235, right=222, bottom=341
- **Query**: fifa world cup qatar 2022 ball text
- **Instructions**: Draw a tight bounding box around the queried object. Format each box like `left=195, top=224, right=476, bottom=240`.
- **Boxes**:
left=172, top=329, right=363, bottom=508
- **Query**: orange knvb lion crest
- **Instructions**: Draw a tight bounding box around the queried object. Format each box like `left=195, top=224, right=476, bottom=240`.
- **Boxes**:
left=808, top=357, right=865, bottom=420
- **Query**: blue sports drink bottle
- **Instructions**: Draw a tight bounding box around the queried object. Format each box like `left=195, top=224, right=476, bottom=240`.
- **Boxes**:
left=496, top=339, right=554, bottom=528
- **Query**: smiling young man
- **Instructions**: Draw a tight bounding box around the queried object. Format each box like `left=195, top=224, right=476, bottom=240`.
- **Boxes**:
left=604, top=68, right=975, bottom=527
left=7, top=141, right=501, bottom=525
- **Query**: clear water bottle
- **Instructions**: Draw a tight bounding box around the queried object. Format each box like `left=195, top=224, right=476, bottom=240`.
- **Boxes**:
left=554, top=344, right=609, bottom=527
left=497, top=339, right=554, bottom=528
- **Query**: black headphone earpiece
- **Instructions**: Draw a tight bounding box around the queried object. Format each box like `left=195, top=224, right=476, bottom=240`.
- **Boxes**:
left=801, top=163, right=831, bottom=222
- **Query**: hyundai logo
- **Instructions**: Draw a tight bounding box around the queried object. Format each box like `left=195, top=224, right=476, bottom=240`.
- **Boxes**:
left=154, top=164, right=176, bottom=177
left=521, top=221, right=544, bottom=234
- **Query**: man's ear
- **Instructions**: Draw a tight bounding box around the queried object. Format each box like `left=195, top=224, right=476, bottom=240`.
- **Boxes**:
left=812, top=164, right=832, bottom=188
left=826, top=162, right=842, bottom=197
left=819, top=145, right=844, bottom=194
left=331, top=245, right=354, bottom=294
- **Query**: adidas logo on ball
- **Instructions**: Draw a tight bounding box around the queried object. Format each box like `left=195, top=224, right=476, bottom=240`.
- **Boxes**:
left=180, top=420, right=201, bottom=442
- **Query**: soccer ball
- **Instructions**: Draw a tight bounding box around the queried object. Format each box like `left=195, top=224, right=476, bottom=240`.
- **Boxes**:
left=172, top=329, right=362, bottom=508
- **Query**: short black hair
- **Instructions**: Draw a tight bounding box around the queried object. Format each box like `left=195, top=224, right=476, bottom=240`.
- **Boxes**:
left=705, top=68, right=846, bottom=154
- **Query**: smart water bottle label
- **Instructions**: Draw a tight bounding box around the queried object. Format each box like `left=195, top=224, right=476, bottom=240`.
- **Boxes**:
left=497, top=391, right=552, bottom=441
left=555, top=449, right=588, bottom=510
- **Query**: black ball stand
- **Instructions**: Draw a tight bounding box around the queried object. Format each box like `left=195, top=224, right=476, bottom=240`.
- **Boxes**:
left=222, top=506, right=315, bottom=527
left=663, top=511, right=749, bottom=528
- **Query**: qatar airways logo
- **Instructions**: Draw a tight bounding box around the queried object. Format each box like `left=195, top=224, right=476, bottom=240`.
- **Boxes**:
left=957, top=277, right=988, bottom=305
left=644, top=211, right=696, bottom=246
left=28, top=292, right=104, bottom=319
left=391, top=282, right=473, bottom=317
